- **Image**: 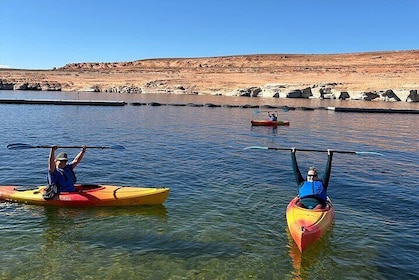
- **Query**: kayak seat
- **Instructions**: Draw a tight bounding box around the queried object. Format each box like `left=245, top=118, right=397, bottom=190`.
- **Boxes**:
left=15, top=186, right=39, bottom=191
left=75, top=184, right=101, bottom=191
left=299, top=197, right=323, bottom=209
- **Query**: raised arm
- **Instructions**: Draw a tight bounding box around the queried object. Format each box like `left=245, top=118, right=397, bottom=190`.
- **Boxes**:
left=48, top=145, right=58, bottom=173
left=291, top=148, right=305, bottom=186
left=322, top=149, right=334, bottom=190
left=71, top=146, right=86, bottom=169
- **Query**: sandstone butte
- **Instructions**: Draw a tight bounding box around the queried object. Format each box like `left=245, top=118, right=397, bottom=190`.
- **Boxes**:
left=1, top=50, right=418, bottom=101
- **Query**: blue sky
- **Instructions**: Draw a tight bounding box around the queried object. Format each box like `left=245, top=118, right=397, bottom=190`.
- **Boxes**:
left=1, top=0, right=418, bottom=69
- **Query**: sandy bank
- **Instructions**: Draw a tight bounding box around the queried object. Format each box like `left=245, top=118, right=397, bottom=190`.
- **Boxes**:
left=1, top=50, right=418, bottom=103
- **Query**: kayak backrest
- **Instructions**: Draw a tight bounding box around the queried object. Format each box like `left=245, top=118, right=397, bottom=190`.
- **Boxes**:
left=15, top=186, right=40, bottom=191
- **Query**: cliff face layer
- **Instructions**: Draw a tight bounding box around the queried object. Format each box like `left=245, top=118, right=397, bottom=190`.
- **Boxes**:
left=1, top=50, right=418, bottom=96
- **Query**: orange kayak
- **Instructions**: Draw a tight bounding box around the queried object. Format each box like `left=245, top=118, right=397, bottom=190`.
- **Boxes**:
left=0, top=184, right=169, bottom=207
left=251, top=120, right=290, bottom=126
left=286, top=196, right=334, bottom=252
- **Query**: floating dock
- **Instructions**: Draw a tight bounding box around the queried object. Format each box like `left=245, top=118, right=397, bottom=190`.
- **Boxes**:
left=0, top=99, right=126, bottom=106
left=0, top=99, right=417, bottom=113
left=327, top=107, right=419, bottom=114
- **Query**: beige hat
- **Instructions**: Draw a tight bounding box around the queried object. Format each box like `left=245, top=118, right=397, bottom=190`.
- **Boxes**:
left=56, top=152, right=68, bottom=161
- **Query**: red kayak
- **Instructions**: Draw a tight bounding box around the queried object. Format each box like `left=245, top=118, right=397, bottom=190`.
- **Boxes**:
left=251, top=120, right=290, bottom=127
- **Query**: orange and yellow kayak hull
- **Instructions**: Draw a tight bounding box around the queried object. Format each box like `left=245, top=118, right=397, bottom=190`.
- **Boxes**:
left=286, top=196, right=334, bottom=252
left=0, top=184, right=169, bottom=207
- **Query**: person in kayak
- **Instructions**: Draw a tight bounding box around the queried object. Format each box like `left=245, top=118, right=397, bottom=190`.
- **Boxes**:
left=268, top=111, right=278, bottom=121
left=291, top=148, right=333, bottom=209
left=44, top=145, right=86, bottom=199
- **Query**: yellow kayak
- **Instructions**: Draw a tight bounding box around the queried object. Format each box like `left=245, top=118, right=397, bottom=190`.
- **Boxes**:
left=0, top=184, right=169, bottom=207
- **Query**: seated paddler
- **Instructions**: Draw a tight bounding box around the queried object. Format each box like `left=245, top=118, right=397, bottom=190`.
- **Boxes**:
left=268, top=111, right=278, bottom=121
left=45, top=145, right=86, bottom=198
left=291, top=148, right=333, bottom=209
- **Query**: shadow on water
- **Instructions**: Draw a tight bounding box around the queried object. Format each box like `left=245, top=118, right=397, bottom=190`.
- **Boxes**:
left=39, top=204, right=242, bottom=260
left=12, top=203, right=169, bottom=219
left=39, top=204, right=168, bottom=247
left=82, top=204, right=169, bottom=218
left=83, top=234, right=243, bottom=259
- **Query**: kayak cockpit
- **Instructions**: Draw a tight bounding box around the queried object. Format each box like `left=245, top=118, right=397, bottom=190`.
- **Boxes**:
left=74, top=184, right=105, bottom=192
left=13, top=184, right=104, bottom=193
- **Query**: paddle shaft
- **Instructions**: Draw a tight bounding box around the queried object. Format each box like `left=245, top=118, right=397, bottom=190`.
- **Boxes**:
left=267, top=147, right=355, bottom=154
left=7, top=143, right=125, bottom=150
left=254, top=110, right=277, bottom=113
left=32, top=145, right=115, bottom=149
left=244, top=146, right=383, bottom=156
left=253, top=107, right=289, bottom=114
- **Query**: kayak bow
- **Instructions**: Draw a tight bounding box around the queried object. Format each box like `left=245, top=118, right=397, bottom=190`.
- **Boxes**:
left=286, top=196, right=334, bottom=252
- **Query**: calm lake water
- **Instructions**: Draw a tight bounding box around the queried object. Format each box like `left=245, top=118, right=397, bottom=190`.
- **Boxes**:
left=0, top=91, right=418, bottom=279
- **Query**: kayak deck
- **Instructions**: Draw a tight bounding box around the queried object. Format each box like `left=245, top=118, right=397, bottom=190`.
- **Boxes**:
left=0, top=184, right=169, bottom=207
left=286, top=196, right=334, bottom=252
left=251, top=120, right=290, bottom=126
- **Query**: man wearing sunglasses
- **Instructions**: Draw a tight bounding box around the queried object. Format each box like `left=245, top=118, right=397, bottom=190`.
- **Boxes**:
left=291, top=148, right=334, bottom=209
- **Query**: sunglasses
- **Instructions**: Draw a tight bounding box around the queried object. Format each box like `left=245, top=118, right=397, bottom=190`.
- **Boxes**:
left=307, top=174, right=317, bottom=177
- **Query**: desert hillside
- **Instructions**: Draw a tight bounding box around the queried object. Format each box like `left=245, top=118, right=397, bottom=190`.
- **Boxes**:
left=0, top=50, right=418, bottom=97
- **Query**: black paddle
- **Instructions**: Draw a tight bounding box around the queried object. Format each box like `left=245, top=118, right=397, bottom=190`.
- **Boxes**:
left=244, top=146, right=384, bottom=156
left=7, top=143, right=125, bottom=150
left=253, top=107, right=290, bottom=114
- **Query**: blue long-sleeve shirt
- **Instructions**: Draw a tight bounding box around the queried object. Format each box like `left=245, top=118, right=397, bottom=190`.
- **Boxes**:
left=47, top=164, right=77, bottom=192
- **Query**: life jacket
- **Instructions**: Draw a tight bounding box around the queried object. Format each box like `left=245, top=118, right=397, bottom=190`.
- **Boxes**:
left=299, top=181, right=327, bottom=203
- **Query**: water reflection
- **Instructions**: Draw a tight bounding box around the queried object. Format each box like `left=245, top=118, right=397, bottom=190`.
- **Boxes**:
left=250, top=126, right=279, bottom=135
left=39, top=205, right=168, bottom=249
left=287, top=225, right=334, bottom=279
left=82, top=233, right=243, bottom=259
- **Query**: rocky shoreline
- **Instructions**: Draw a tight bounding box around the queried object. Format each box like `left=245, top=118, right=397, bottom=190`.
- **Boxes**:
left=1, top=51, right=418, bottom=103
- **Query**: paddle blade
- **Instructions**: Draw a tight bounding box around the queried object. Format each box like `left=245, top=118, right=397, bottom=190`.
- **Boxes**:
left=243, top=146, right=269, bottom=150
left=7, top=143, right=126, bottom=150
left=109, top=145, right=126, bottom=150
left=354, top=151, right=384, bottom=156
left=244, top=146, right=384, bottom=156
left=6, top=143, right=35, bottom=150
left=253, top=109, right=261, bottom=114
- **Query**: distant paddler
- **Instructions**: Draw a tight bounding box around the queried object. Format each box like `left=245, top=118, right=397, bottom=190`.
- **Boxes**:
left=268, top=111, right=278, bottom=121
